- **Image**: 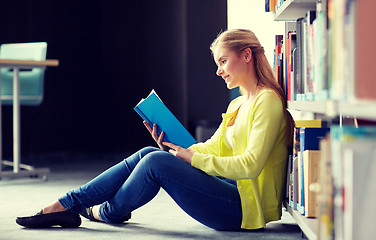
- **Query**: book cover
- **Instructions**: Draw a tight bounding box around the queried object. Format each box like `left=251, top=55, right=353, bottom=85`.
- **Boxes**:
left=303, top=150, right=320, bottom=218
left=318, top=137, right=334, bottom=240
left=313, top=1, right=329, bottom=100
left=287, top=32, right=297, bottom=101
left=300, top=127, right=330, bottom=151
left=297, top=151, right=303, bottom=212
left=328, top=0, right=347, bottom=101
left=270, top=0, right=276, bottom=12
left=286, top=32, right=292, bottom=102
left=283, top=22, right=296, bottom=103
left=285, top=154, right=292, bottom=199
left=292, top=154, right=299, bottom=210
left=287, top=154, right=293, bottom=204
left=305, top=10, right=316, bottom=100
left=292, top=120, right=322, bottom=210
left=299, top=127, right=330, bottom=214
left=355, top=0, right=376, bottom=100
left=265, top=0, right=270, bottom=12
left=293, top=120, right=322, bottom=163
left=295, top=18, right=304, bottom=100
left=134, top=90, right=197, bottom=149
left=292, top=47, right=298, bottom=101
left=343, top=141, right=376, bottom=240
left=274, top=35, right=283, bottom=87
left=294, top=119, right=322, bottom=128
left=301, top=16, right=308, bottom=101
left=330, top=126, right=376, bottom=240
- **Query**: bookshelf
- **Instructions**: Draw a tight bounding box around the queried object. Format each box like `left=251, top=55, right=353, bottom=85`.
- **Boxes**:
left=274, top=0, right=316, bottom=21
left=270, top=0, right=376, bottom=239
left=288, top=101, right=327, bottom=115
left=283, top=201, right=318, bottom=240
left=288, top=101, right=376, bottom=121
left=337, top=102, right=376, bottom=121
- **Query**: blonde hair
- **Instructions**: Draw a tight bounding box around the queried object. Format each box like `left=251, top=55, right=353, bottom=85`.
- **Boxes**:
left=211, top=29, right=295, bottom=148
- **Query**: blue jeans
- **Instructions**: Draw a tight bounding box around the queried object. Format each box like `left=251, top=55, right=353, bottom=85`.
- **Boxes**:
left=59, top=147, right=243, bottom=230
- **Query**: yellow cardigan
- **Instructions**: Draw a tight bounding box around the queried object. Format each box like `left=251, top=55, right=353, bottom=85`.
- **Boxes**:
left=190, top=88, right=287, bottom=229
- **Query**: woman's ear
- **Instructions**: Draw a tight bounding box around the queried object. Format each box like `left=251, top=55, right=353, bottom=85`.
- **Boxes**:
left=243, top=48, right=252, bottom=62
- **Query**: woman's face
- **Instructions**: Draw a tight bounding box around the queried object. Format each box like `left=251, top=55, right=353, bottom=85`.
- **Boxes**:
left=213, top=45, right=250, bottom=89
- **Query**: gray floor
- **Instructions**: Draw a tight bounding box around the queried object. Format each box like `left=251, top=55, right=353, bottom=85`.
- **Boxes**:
left=1, top=152, right=303, bottom=240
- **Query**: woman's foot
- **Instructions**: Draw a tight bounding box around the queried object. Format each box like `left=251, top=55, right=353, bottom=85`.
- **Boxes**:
left=16, top=201, right=81, bottom=228
left=42, top=201, right=67, bottom=214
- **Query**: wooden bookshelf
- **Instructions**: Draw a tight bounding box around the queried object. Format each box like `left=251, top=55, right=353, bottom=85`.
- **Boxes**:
left=283, top=201, right=318, bottom=240
left=274, top=0, right=316, bottom=21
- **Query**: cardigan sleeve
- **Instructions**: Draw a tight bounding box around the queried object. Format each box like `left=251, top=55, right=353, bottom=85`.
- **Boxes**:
left=191, top=91, right=285, bottom=180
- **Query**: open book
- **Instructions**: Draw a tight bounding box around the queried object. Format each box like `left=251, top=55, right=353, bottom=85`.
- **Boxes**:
left=134, top=90, right=197, bottom=148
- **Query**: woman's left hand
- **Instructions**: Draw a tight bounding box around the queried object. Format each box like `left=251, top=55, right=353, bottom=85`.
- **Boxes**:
left=162, top=142, right=196, bottom=164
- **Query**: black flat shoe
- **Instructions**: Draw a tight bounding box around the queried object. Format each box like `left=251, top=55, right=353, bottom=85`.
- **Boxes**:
left=79, top=207, right=99, bottom=222
left=16, top=210, right=81, bottom=228
left=80, top=207, right=131, bottom=223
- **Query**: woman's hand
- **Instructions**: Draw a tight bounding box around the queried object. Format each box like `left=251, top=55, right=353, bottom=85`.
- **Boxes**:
left=162, top=142, right=196, bottom=165
left=143, top=121, right=169, bottom=151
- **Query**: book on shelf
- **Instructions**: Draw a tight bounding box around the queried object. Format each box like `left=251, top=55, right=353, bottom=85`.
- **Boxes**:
left=354, top=0, right=376, bottom=101
left=298, top=127, right=330, bottom=215
left=286, top=31, right=296, bottom=101
left=292, top=47, right=298, bottom=101
left=330, top=126, right=376, bottom=240
left=290, top=120, right=322, bottom=210
left=274, top=35, right=284, bottom=88
left=265, top=0, right=286, bottom=13
left=294, top=119, right=322, bottom=128
left=303, top=150, right=320, bottom=218
left=313, top=1, right=328, bottom=100
left=328, top=0, right=347, bottom=101
left=290, top=6, right=328, bottom=101
left=268, top=0, right=376, bottom=239
left=134, top=90, right=197, bottom=149
left=317, top=137, right=334, bottom=240
left=281, top=0, right=376, bottom=103
left=265, top=0, right=276, bottom=12
left=265, top=0, right=270, bottom=12
left=291, top=154, right=299, bottom=210
left=295, top=17, right=304, bottom=101
left=342, top=140, right=376, bottom=240
left=285, top=154, right=292, bottom=200
left=305, top=10, right=316, bottom=101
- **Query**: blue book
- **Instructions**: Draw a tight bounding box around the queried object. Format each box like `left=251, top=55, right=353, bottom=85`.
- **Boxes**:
left=134, top=90, right=197, bottom=149
left=299, top=127, right=330, bottom=215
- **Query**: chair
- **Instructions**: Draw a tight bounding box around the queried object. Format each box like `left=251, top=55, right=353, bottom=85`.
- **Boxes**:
left=0, top=42, right=50, bottom=180
left=0, top=42, right=47, bottom=105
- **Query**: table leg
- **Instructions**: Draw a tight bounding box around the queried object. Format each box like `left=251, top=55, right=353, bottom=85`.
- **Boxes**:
left=13, top=68, right=20, bottom=173
left=0, top=72, right=2, bottom=171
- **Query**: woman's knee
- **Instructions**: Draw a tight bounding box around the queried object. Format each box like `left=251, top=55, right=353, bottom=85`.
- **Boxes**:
left=138, top=146, right=161, bottom=157
left=139, top=150, right=178, bottom=173
left=121, top=146, right=161, bottom=172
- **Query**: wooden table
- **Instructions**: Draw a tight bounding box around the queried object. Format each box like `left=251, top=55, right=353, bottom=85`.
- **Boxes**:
left=0, top=59, right=59, bottom=180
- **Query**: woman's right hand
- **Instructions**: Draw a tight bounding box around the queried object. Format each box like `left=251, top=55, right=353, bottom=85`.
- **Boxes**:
left=143, top=121, right=169, bottom=151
